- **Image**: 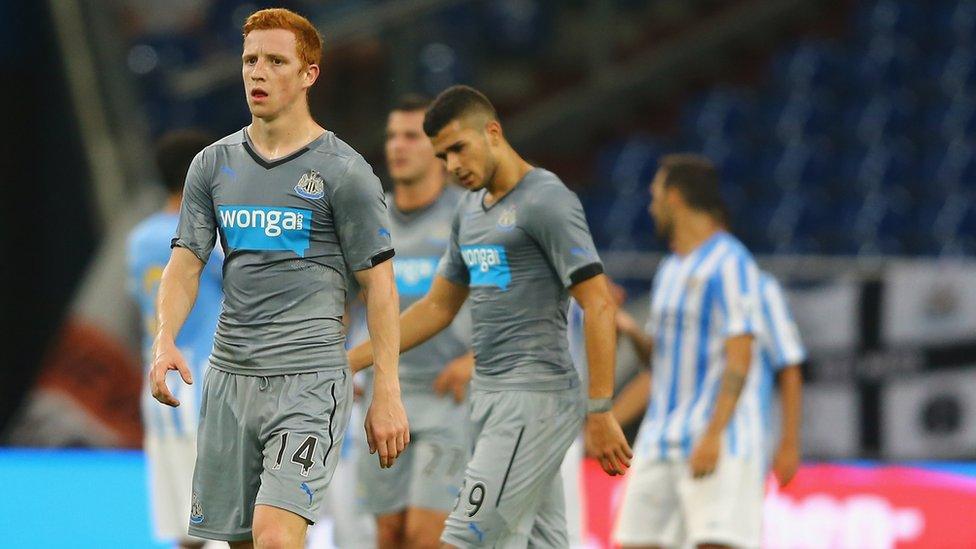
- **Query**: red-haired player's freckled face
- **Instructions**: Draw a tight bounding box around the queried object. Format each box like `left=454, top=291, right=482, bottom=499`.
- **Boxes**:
left=242, top=29, right=318, bottom=121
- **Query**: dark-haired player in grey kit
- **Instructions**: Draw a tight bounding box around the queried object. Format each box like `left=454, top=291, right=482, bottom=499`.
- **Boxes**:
left=349, top=85, right=632, bottom=548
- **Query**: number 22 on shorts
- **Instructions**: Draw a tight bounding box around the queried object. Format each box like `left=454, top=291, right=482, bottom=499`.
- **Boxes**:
left=271, top=432, right=318, bottom=477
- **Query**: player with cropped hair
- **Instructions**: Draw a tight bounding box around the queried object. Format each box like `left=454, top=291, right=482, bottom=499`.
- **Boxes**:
left=349, top=84, right=632, bottom=548
left=149, top=8, right=408, bottom=548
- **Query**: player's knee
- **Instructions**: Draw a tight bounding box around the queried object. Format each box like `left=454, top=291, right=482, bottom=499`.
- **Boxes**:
left=376, top=522, right=405, bottom=547
left=252, top=524, right=301, bottom=549
left=404, top=527, right=441, bottom=549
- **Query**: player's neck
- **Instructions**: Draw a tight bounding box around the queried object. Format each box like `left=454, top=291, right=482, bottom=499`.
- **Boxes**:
left=394, top=168, right=445, bottom=212
left=484, top=146, right=532, bottom=206
left=164, top=194, right=182, bottom=213
left=248, top=104, right=323, bottom=160
left=671, top=212, right=721, bottom=256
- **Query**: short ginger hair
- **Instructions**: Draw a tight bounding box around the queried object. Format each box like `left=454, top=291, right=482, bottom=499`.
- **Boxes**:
left=242, top=8, right=323, bottom=68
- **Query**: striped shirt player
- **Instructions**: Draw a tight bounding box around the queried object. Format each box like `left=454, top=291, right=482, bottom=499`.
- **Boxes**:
left=127, top=210, right=222, bottom=541
left=615, top=231, right=766, bottom=548
left=756, top=271, right=805, bottom=465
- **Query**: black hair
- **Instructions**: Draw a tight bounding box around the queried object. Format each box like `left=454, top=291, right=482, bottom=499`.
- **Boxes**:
left=154, top=129, right=213, bottom=194
left=391, top=93, right=431, bottom=113
left=423, top=85, right=497, bottom=137
left=658, top=153, right=726, bottom=216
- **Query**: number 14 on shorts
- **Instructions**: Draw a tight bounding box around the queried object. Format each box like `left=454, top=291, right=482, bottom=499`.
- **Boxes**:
left=272, top=432, right=318, bottom=477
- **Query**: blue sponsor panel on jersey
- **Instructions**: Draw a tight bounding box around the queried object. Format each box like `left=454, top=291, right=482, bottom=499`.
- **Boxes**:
left=393, top=257, right=439, bottom=296
left=218, top=205, right=312, bottom=257
left=461, top=245, right=511, bottom=290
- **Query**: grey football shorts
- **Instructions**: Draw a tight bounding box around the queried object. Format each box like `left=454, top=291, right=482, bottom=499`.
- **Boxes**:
left=356, top=389, right=471, bottom=515
left=187, top=367, right=352, bottom=542
left=440, top=387, right=583, bottom=548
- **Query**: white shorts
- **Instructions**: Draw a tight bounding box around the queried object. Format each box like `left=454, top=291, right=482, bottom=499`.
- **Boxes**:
left=613, top=450, right=763, bottom=548
left=145, top=434, right=201, bottom=542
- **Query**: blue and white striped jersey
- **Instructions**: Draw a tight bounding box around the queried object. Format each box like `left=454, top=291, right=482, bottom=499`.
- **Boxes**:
left=636, top=231, right=764, bottom=461
left=756, top=271, right=806, bottom=437
left=128, top=211, right=223, bottom=438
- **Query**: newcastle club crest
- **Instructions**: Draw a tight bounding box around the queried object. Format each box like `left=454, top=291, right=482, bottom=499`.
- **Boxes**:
left=295, top=169, right=325, bottom=199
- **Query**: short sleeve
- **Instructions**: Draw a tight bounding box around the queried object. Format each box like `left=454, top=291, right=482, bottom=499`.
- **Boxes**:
left=332, top=155, right=395, bottom=271
left=436, top=206, right=470, bottom=286
left=713, top=251, right=761, bottom=338
left=171, top=150, right=218, bottom=262
left=523, top=186, right=603, bottom=288
left=760, top=276, right=806, bottom=369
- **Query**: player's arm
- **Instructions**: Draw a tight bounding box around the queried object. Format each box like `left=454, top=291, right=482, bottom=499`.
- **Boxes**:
left=692, top=333, right=753, bottom=471
left=151, top=149, right=215, bottom=407
left=691, top=255, right=759, bottom=478
left=354, top=260, right=410, bottom=468
left=572, top=274, right=633, bottom=476
left=150, top=247, right=205, bottom=407
left=348, top=274, right=469, bottom=372
left=616, top=308, right=654, bottom=366
left=612, top=369, right=651, bottom=427
left=774, top=364, right=802, bottom=487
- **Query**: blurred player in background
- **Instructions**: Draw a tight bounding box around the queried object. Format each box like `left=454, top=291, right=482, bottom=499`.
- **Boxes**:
left=128, top=129, right=220, bottom=549
left=349, top=84, right=632, bottom=547
left=755, top=271, right=804, bottom=488
left=149, top=8, right=408, bottom=548
left=356, top=95, right=474, bottom=547
left=614, top=154, right=765, bottom=549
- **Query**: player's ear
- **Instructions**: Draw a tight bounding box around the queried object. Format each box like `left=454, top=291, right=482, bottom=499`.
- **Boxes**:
left=303, top=63, right=320, bottom=89
left=485, top=119, right=503, bottom=146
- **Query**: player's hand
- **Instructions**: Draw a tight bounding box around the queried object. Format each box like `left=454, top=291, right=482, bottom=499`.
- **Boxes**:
left=773, top=442, right=800, bottom=487
left=585, top=412, right=633, bottom=476
left=432, top=353, right=474, bottom=403
left=365, top=378, right=409, bottom=469
left=615, top=309, right=641, bottom=337
left=690, top=431, right=721, bottom=478
left=149, top=335, right=192, bottom=407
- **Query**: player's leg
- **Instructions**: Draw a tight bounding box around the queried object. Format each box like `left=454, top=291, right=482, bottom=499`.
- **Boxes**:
left=251, top=504, right=310, bottom=548
left=403, top=393, right=470, bottom=549
left=440, top=388, right=582, bottom=548
left=613, top=457, right=684, bottom=549
left=253, top=369, right=354, bottom=549
left=526, top=467, right=568, bottom=547
left=559, top=436, right=585, bottom=547
left=678, top=448, right=763, bottom=549
left=377, top=511, right=408, bottom=547
left=188, top=369, right=265, bottom=543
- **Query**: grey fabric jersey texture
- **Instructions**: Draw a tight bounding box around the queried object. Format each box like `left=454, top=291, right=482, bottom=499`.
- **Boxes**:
left=173, top=128, right=393, bottom=375
left=387, top=185, right=471, bottom=390
left=438, top=168, right=603, bottom=391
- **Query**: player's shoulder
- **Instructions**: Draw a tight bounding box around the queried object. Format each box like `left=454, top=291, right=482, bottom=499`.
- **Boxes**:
left=308, top=131, right=367, bottom=167
left=522, top=168, right=570, bottom=195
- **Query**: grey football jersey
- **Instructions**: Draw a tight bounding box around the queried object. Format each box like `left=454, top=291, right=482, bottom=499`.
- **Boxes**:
left=388, top=186, right=471, bottom=389
left=173, top=129, right=394, bottom=376
left=438, top=168, right=603, bottom=391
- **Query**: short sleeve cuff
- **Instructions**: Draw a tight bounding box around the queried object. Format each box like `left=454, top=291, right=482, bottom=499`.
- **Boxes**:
left=568, top=262, right=604, bottom=287
left=171, top=238, right=210, bottom=263
left=349, top=247, right=395, bottom=272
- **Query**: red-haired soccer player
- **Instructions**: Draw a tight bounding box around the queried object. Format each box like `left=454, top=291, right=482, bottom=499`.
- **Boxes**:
left=149, top=8, right=408, bottom=548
